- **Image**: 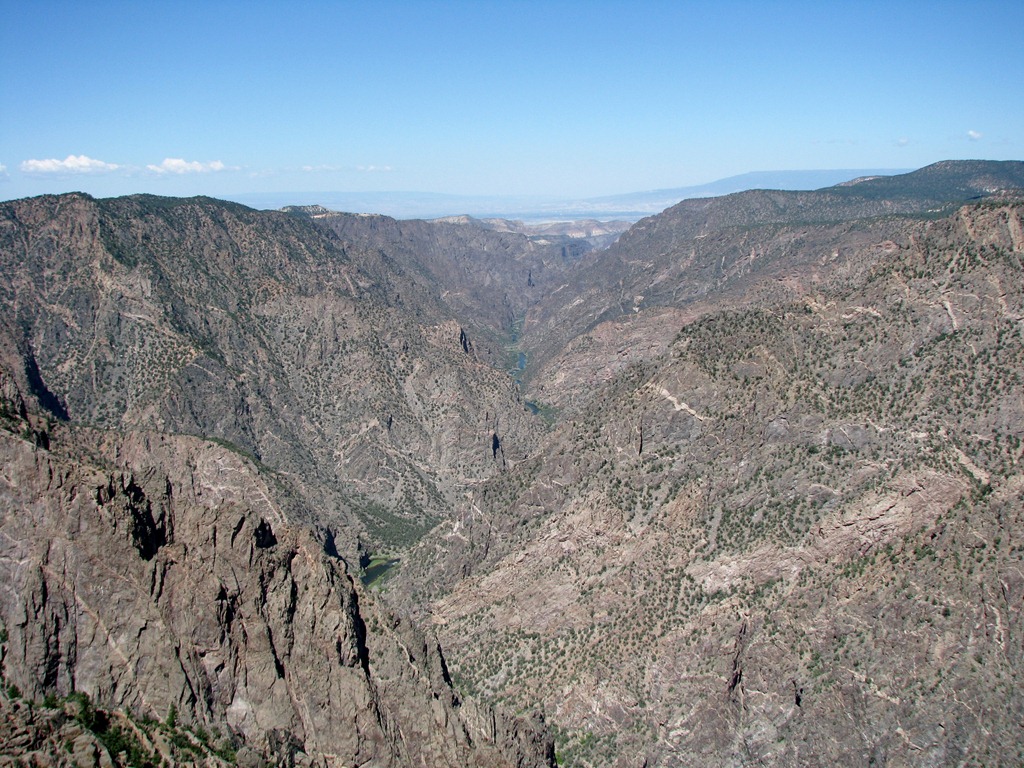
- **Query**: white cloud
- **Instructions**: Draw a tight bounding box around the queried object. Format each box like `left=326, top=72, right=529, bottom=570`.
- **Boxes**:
left=896, top=137, right=910, bottom=147
left=967, top=130, right=983, bottom=141
left=20, top=154, right=120, bottom=174
left=147, top=158, right=228, bottom=174
left=356, top=164, right=393, bottom=173
left=0, top=162, right=8, bottom=180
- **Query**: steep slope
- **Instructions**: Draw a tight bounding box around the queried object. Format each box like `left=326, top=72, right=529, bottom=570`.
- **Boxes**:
left=0, top=193, right=543, bottom=554
left=391, top=200, right=1024, bottom=766
left=0, top=372, right=554, bottom=767
left=299, top=209, right=626, bottom=372
left=518, top=160, right=1024, bottom=387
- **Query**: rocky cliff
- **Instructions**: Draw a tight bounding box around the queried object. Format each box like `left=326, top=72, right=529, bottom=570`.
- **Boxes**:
left=0, top=193, right=545, bottom=556
left=0, top=372, right=554, bottom=766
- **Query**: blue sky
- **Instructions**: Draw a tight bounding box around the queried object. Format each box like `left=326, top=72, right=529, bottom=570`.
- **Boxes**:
left=1, top=0, right=1021, bottom=204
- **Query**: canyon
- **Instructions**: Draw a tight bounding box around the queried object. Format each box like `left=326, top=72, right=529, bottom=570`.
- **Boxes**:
left=2, top=160, right=1024, bottom=766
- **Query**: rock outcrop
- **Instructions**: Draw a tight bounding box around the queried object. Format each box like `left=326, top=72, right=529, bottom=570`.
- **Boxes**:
left=0, top=378, right=554, bottom=766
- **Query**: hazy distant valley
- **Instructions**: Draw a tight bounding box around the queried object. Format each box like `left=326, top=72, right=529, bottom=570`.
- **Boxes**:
left=2, top=160, right=1024, bottom=767
left=229, top=167, right=909, bottom=221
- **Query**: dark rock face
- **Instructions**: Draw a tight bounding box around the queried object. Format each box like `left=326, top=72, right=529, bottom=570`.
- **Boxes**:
left=0, top=389, right=554, bottom=766
left=0, top=193, right=544, bottom=556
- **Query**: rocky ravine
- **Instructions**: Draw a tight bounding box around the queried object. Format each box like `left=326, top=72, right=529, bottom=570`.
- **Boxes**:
left=0, top=193, right=546, bottom=557
left=0, top=373, right=554, bottom=767
left=390, top=200, right=1024, bottom=766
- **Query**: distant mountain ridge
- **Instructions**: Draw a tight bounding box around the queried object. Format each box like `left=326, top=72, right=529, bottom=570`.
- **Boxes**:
left=824, top=158, right=1024, bottom=201
left=228, top=168, right=915, bottom=221
left=536, top=160, right=1024, bottom=220
left=571, top=167, right=914, bottom=215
